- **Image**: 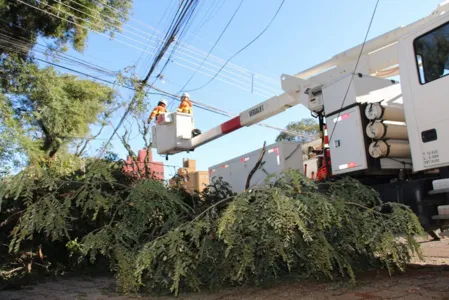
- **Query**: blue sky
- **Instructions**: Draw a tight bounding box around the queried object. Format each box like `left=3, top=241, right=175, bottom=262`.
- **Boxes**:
left=60, top=0, right=442, bottom=179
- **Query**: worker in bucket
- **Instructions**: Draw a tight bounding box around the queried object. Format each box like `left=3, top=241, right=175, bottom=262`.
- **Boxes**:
left=176, top=92, right=201, bottom=137
left=177, top=92, right=193, bottom=114
left=147, top=99, right=168, bottom=124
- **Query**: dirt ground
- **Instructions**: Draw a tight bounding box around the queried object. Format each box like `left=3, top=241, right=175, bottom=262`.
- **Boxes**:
left=1, top=239, right=448, bottom=300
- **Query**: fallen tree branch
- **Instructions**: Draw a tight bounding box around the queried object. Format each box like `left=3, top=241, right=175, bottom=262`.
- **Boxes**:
left=0, top=267, right=24, bottom=276
left=245, top=141, right=266, bottom=190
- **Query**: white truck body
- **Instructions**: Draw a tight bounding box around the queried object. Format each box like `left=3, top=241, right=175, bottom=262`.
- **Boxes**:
left=208, top=141, right=303, bottom=193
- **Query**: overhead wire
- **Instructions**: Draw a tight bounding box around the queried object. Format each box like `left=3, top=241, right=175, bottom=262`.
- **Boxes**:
left=67, top=0, right=280, bottom=94
left=176, top=0, right=245, bottom=95
left=0, top=31, right=248, bottom=118
left=87, top=0, right=278, bottom=84
left=188, top=0, right=220, bottom=35
left=136, top=0, right=179, bottom=77
left=147, top=0, right=203, bottom=87
left=91, top=0, right=201, bottom=160
left=0, top=35, right=313, bottom=140
left=327, top=0, right=380, bottom=144
left=5, top=2, right=315, bottom=141
left=24, top=0, right=275, bottom=98
left=193, top=0, right=225, bottom=34
left=135, top=0, right=177, bottom=71
left=142, top=0, right=195, bottom=83
left=184, top=0, right=286, bottom=92
left=0, top=33, right=314, bottom=141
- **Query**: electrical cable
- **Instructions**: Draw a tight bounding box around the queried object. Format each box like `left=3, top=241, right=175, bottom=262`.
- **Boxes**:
left=0, top=32, right=312, bottom=140
left=91, top=0, right=279, bottom=86
left=327, top=0, right=380, bottom=144
left=0, top=35, right=254, bottom=119
left=194, top=0, right=225, bottom=34
left=67, top=0, right=280, bottom=93
left=16, top=0, right=275, bottom=98
left=184, top=0, right=285, bottom=92
left=24, top=0, right=279, bottom=97
left=176, top=0, right=245, bottom=94
left=93, top=0, right=201, bottom=159
left=146, top=0, right=205, bottom=88
left=135, top=0, right=177, bottom=74
left=5, top=21, right=272, bottom=99
left=1, top=13, right=313, bottom=142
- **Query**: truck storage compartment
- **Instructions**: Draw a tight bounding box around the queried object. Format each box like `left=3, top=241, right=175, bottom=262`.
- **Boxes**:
left=326, top=105, right=369, bottom=175
left=208, top=141, right=304, bottom=193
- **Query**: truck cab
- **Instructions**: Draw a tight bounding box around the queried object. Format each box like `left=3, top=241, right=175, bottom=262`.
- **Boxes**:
left=399, top=17, right=449, bottom=172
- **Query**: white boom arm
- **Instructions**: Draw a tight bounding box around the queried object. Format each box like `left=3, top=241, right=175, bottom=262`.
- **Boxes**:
left=153, top=1, right=449, bottom=155
left=297, top=0, right=449, bottom=83
left=176, top=74, right=305, bottom=150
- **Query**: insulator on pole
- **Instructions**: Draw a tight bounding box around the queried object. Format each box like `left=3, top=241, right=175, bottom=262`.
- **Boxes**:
left=365, top=103, right=405, bottom=122
left=365, top=121, right=408, bottom=140
left=368, top=140, right=411, bottom=159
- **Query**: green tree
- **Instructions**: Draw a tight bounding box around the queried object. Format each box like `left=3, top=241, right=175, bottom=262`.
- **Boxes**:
left=275, top=118, right=320, bottom=143
left=0, top=0, right=132, bottom=167
left=0, top=0, right=132, bottom=56
left=0, top=56, right=118, bottom=167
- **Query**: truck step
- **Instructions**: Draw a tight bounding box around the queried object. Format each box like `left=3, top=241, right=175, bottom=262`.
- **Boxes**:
left=428, top=179, right=449, bottom=195
left=433, top=178, right=449, bottom=190
left=438, top=205, right=449, bottom=216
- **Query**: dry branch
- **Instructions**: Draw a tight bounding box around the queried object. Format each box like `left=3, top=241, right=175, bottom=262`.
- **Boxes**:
left=245, top=141, right=266, bottom=190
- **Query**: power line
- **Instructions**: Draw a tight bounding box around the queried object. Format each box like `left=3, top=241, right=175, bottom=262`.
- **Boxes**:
left=176, top=0, right=245, bottom=94
left=135, top=0, right=178, bottom=75
left=327, top=0, right=380, bottom=144
left=19, top=0, right=276, bottom=98
left=0, top=32, right=313, bottom=140
left=0, top=36, right=314, bottom=140
left=60, top=0, right=280, bottom=95
left=194, top=0, right=225, bottom=34
left=0, top=29, right=238, bottom=117
left=86, top=0, right=279, bottom=85
left=0, top=10, right=313, bottom=140
left=184, top=0, right=286, bottom=92
left=93, top=0, right=200, bottom=159
left=0, top=15, right=273, bottom=99
left=147, top=0, right=203, bottom=88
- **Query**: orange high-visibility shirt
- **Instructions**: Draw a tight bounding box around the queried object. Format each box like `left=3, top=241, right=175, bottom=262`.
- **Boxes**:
left=149, top=105, right=167, bottom=121
left=177, top=99, right=193, bottom=114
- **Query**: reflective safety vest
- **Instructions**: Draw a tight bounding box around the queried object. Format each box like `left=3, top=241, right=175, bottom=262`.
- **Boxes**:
left=177, top=99, right=193, bottom=114
left=149, top=105, right=167, bottom=121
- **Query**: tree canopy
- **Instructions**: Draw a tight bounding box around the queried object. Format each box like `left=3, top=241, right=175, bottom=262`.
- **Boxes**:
left=275, top=118, right=320, bottom=143
left=0, top=56, right=117, bottom=166
left=0, top=0, right=131, bottom=170
left=0, top=0, right=132, bottom=56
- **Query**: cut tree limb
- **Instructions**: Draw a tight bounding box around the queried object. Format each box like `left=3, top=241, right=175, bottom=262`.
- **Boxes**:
left=245, top=141, right=266, bottom=191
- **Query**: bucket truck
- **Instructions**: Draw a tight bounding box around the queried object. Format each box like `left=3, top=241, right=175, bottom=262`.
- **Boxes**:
left=152, top=1, right=449, bottom=235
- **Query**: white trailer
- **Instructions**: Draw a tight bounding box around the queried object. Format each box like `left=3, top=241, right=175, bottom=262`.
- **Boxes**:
left=208, top=141, right=303, bottom=193
left=152, top=1, right=449, bottom=237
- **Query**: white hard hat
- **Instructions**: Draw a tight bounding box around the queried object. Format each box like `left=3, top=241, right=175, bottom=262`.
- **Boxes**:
left=160, top=99, right=168, bottom=105
left=181, top=92, right=190, bottom=98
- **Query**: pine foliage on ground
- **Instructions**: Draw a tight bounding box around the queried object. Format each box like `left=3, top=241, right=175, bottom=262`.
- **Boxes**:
left=0, top=158, right=425, bottom=296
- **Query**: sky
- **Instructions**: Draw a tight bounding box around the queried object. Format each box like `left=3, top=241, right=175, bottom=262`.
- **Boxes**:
left=58, top=0, right=443, bottom=179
